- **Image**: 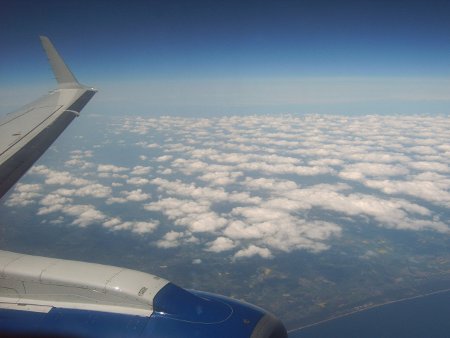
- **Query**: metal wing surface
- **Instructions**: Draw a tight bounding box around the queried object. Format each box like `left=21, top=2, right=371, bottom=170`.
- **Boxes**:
left=0, top=36, right=96, bottom=200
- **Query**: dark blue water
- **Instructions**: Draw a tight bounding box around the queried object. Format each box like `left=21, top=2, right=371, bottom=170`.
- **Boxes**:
left=289, top=290, right=450, bottom=338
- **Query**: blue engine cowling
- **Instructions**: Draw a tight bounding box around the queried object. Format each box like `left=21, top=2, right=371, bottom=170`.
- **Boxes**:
left=0, top=283, right=287, bottom=338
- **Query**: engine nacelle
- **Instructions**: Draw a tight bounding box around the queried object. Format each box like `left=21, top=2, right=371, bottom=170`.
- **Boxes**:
left=0, top=250, right=287, bottom=338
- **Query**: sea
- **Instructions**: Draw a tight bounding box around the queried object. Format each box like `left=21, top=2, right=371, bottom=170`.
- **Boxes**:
left=288, top=289, right=450, bottom=338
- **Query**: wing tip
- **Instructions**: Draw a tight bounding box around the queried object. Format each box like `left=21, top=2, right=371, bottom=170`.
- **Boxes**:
left=39, top=35, right=81, bottom=88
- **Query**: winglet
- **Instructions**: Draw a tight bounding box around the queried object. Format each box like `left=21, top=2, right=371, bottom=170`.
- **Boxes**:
left=39, top=36, right=82, bottom=89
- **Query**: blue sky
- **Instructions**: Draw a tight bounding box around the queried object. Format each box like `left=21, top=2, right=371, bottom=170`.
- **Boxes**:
left=1, top=0, right=450, bottom=114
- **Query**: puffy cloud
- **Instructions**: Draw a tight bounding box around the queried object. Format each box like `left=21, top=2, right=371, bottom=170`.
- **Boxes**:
left=205, top=237, right=236, bottom=252
left=14, top=183, right=42, bottom=193
left=227, top=205, right=342, bottom=252
left=103, top=218, right=159, bottom=234
left=363, top=175, right=450, bottom=208
left=45, top=184, right=112, bottom=199
left=408, top=146, right=437, bottom=155
left=237, top=161, right=333, bottom=176
left=342, top=152, right=411, bottom=164
left=62, top=204, right=107, bottom=227
left=64, top=150, right=94, bottom=169
left=97, top=164, right=128, bottom=173
left=223, top=220, right=263, bottom=240
left=126, top=177, right=151, bottom=185
left=234, top=245, right=273, bottom=259
left=243, top=177, right=298, bottom=191
left=64, top=158, right=94, bottom=169
left=5, top=184, right=42, bottom=206
left=73, top=184, right=112, bottom=198
left=130, top=166, right=151, bottom=175
left=31, top=165, right=91, bottom=186
left=49, top=216, right=65, bottom=225
left=156, top=155, right=173, bottom=162
left=175, top=211, right=228, bottom=233
left=339, top=163, right=409, bottom=180
left=121, top=189, right=151, bottom=202
left=146, top=198, right=227, bottom=233
left=131, top=221, right=159, bottom=234
left=70, top=150, right=93, bottom=158
left=106, top=197, right=127, bottom=204
left=198, top=171, right=243, bottom=186
left=150, top=177, right=260, bottom=204
left=98, top=172, right=129, bottom=179
left=408, top=161, right=450, bottom=173
left=37, top=194, right=110, bottom=228
left=40, top=193, right=73, bottom=206
left=277, top=185, right=446, bottom=232
left=37, top=193, right=73, bottom=215
left=156, top=231, right=184, bottom=248
left=159, top=168, right=173, bottom=175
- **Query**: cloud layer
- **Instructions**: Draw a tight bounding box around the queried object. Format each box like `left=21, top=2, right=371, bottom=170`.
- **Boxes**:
left=5, top=114, right=450, bottom=259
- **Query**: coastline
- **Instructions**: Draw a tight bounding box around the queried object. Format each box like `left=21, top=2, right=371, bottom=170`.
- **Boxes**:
left=288, top=287, right=450, bottom=335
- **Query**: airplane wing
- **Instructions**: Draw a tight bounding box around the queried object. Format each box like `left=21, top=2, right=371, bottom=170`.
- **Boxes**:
left=0, top=36, right=96, bottom=200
